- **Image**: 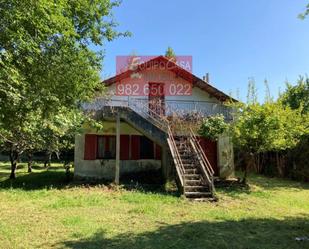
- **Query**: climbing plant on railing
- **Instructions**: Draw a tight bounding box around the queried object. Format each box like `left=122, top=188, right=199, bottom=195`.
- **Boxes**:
left=198, top=114, right=228, bottom=141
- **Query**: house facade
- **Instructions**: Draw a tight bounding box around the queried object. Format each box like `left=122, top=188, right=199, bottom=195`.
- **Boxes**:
left=74, top=56, right=234, bottom=198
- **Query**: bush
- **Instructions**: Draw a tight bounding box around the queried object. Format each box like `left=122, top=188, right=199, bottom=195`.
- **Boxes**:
left=198, top=115, right=228, bottom=140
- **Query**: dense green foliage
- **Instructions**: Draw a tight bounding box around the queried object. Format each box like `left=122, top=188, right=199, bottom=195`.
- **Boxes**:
left=299, top=3, right=309, bottom=19
left=165, top=46, right=176, bottom=59
left=280, top=77, right=309, bottom=113
left=198, top=114, right=228, bottom=140
left=0, top=0, right=128, bottom=178
left=229, top=77, right=309, bottom=180
left=278, top=77, right=309, bottom=181
left=230, top=102, right=306, bottom=153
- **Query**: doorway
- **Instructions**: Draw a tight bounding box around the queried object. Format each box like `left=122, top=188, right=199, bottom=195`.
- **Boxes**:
left=148, top=82, right=165, bottom=116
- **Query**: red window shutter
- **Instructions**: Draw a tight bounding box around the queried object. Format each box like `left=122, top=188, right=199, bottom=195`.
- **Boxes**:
left=131, top=135, right=140, bottom=160
left=105, top=135, right=110, bottom=151
left=155, top=144, right=161, bottom=160
left=120, top=135, right=130, bottom=160
left=84, top=134, right=97, bottom=160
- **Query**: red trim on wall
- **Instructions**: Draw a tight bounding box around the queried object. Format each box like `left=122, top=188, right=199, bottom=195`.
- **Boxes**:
left=120, top=135, right=130, bottom=160
left=131, top=135, right=140, bottom=160
left=105, top=136, right=110, bottom=151
left=85, top=134, right=160, bottom=161
left=198, top=137, right=219, bottom=176
left=84, top=134, right=97, bottom=160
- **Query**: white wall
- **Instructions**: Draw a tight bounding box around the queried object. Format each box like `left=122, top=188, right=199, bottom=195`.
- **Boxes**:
left=74, top=132, right=161, bottom=180
left=83, top=121, right=142, bottom=135
left=104, top=69, right=221, bottom=103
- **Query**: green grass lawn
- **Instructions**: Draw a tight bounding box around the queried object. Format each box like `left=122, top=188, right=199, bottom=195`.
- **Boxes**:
left=0, top=162, right=308, bottom=249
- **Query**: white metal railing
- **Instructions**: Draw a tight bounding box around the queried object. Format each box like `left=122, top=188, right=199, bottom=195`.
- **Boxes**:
left=83, top=97, right=231, bottom=120
left=189, top=128, right=215, bottom=194
left=167, top=127, right=185, bottom=187
left=83, top=97, right=217, bottom=193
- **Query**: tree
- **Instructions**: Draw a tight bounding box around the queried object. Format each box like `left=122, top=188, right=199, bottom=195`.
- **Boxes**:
left=280, top=77, right=309, bottom=114
left=246, top=77, right=258, bottom=104
left=165, top=47, right=176, bottom=61
left=0, top=0, right=129, bottom=178
left=0, top=110, right=43, bottom=178
left=198, top=115, right=228, bottom=141
left=299, top=3, right=309, bottom=19
left=229, top=101, right=307, bottom=180
left=39, top=109, right=84, bottom=168
left=279, top=77, right=309, bottom=180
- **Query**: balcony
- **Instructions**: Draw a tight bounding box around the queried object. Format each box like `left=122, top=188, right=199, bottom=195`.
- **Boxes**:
left=83, top=97, right=232, bottom=120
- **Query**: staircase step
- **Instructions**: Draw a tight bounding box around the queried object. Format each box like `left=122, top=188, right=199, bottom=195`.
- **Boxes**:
left=182, top=160, right=194, bottom=164
left=183, top=165, right=196, bottom=169
left=183, top=163, right=195, bottom=166
left=184, top=169, right=199, bottom=174
left=184, top=179, right=202, bottom=185
left=189, top=197, right=218, bottom=202
left=184, top=174, right=200, bottom=180
left=184, top=185, right=208, bottom=191
left=185, top=192, right=213, bottom=198
left=179, top=153, right=192, bottom=158
left=178, top=149, right=189, bottom=152
left=175, top=139, right=188, bottom=143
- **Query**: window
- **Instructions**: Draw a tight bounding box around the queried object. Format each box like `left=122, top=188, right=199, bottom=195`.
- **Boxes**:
left=97, top=135, right=116, bottom=159
left=93, top=135, right=157, bottom=160
left=140, top=136, right=154, bottom=159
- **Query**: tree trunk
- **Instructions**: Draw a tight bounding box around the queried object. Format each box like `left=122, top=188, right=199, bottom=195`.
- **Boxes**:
left=9, top=149, right=19, bottom=179
left=27, top=152, right=33, bottom=173
left=254, top=154, right=257, bottom=173
left=276, top=151, right=284, bottom=177
left=241, top=152, right=255, bottom=184
left=44, top=152, right=51, bottom=168
left=241, top=152, right=249, bottom=184
left=242, top=164, right=247, bottom=184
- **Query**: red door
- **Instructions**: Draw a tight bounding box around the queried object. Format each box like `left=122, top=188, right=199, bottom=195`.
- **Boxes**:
left=148, top=82, right=165, bottom=116
left=198, top=137, right=218, bottom=176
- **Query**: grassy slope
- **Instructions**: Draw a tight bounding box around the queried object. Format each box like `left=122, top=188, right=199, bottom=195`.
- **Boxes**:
left=0, top=162, right=308, bottom=249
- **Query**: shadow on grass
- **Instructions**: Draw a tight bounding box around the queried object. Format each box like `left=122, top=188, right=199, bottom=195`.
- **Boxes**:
left=0, top=162, right=63, bottom=171
left=56, top=216, right=309, bottom=249
left=0, top=168, right=178, bottom=197
left=214, top=174, right=309, bottom=199
left=215, top=180, right=251, bottom=198
left=0, top=170, right=71, bottom=190
left=233, top=169, right=309, bottom=189
left=247, top=174, right=309, bottom=191
left=119, top=170, right=180, bottom=197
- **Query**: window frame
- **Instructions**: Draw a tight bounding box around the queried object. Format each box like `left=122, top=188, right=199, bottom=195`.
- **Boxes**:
left=96, top=135, right=116, bottom=159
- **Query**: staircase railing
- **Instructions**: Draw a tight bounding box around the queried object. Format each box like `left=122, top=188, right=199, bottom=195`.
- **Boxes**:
left=167, top=126, right=185, bottom=187
left=189, top=128, right=215, bottom=194
left=128, top=98, right=169, bottom=131
left=128, top=99, right=185, bottom=187
left=118, top=98, right=215, bottom=194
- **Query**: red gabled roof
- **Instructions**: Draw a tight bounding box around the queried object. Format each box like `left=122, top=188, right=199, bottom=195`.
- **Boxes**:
left=103, top=56, right=236, bottom=102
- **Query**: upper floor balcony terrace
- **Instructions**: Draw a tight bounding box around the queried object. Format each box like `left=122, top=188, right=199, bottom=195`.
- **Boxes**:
left=83, top=97, right=233, bottom=121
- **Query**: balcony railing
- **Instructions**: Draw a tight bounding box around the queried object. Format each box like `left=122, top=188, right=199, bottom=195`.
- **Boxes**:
left=83, top=97, right=232, bottom=120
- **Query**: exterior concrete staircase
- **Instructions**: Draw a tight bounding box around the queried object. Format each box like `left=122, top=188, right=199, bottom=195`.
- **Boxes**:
left=97, top=106, right=167, bottom=147
left=95, top=100, right=216, bottom=200
left=126, top=99, right=217, bottom=200
left=174, top=136, right=215, bottom=201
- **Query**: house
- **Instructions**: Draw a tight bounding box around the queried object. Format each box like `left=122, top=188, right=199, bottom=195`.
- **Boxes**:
left=74, top=56, right=235, bottom=199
